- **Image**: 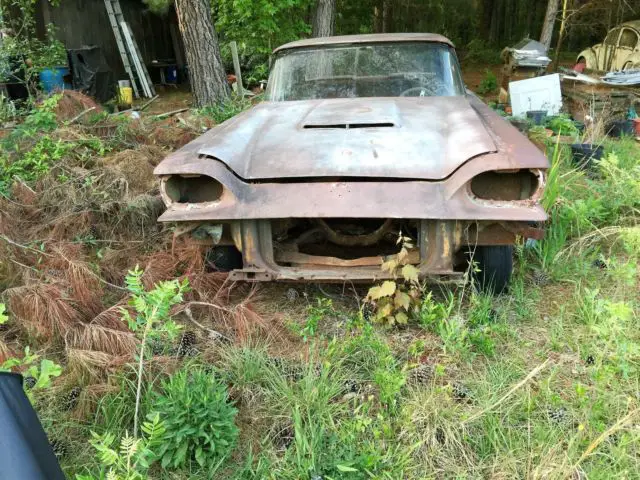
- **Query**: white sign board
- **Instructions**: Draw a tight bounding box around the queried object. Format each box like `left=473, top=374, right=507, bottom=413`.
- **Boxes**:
left=509, top=73, right=562, bottom=118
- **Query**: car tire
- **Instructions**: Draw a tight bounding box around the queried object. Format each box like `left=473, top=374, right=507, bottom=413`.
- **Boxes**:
left=471, top=245, right=513, bottom=295
left=207, top=246, right=243, bottom=272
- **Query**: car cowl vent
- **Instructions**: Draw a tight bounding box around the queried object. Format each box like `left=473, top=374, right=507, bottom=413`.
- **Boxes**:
left=303, top=122, right=395, bottom=129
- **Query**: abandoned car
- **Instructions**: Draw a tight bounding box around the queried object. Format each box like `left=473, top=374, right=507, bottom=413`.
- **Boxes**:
left=155, top=33, right=548, bottom=292
left=578, top=20, right=640, bottom=71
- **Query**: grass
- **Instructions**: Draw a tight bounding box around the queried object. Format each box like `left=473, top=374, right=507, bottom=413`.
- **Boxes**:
left=1, top=96, right=638, bottom=479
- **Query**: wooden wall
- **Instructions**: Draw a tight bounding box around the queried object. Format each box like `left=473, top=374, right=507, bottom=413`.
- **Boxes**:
left=37, top=0, right=181, bottom=78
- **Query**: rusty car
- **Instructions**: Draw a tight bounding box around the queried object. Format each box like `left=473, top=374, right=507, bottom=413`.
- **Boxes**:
left=578, top=20, right=640, bottom=71
left=154, top=33, right=548, bottom=293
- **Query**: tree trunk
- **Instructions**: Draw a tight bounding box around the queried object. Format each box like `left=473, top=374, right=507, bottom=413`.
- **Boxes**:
left=311, top=0, right=336, bottom=37
left=552, top=0, right=569, bottom=70
left=174, top=0, right=229, bottom=107
left=382, top=0, right=391, bottom=33
left=540, top=0, right=559, bottom=49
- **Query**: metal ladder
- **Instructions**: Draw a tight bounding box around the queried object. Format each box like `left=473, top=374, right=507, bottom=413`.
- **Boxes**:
left=104, top=0, right=155, bottom=98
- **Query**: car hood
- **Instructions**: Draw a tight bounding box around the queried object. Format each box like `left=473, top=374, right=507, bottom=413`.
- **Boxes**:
left=191, top=96, right=498, bottom=180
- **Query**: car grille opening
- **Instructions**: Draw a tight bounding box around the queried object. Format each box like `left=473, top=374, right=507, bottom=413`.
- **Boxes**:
left=164, top=175, right=223, bottom=204
left=471, top=170, right=540, bottom=201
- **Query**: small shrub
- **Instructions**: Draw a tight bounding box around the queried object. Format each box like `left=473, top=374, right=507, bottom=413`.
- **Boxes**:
left=197, top=97, right=253, bottom=124
left=152, top=367, right=239, bottom=469
left=477, top=69, right=498, bottom=95
left=365, top=234, right=421, bottom=326
left=78, top=413, right=165, bottom=480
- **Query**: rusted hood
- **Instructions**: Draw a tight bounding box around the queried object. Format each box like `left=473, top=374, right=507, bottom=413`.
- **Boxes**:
left=171, top=96, right=498, bottom=180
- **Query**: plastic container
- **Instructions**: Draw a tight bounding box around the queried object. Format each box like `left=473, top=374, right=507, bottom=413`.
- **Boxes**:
left=634, top=118, right=640, bottom=136
left=526, top=110, right=547, bottom=125
left=570, top=144, right=604, bottom=169
left=606, top=119, right=634, bottom=137
left=165, top=66, right=178, bottom=83
left=39, top=67, right=69, bottom=93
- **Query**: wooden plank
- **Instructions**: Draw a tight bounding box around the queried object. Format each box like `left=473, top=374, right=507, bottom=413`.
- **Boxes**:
left=230, top=41, right=244, bottom=98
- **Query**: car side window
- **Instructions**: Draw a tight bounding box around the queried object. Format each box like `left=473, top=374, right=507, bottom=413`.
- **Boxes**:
left=619, top=28, right=639, bottom=48
left=605, top=28, right=621, bottom=46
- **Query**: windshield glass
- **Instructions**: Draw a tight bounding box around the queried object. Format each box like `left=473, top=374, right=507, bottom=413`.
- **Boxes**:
left=266, top=42, right=464, bottom=101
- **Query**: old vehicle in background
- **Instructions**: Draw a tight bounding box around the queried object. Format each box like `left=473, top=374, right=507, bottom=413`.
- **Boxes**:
left=578, top=21, right=640, bottom=71
left=155, top=33, right=548, bottom=293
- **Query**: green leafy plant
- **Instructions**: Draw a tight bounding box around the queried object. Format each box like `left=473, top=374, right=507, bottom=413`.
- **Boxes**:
left=545, top=114, right=579, bottom=137
left=477, top=69, right=498, bottom=95
left=77, top=413, right=166, bottom=480
left=290, top=298, right=334, bottom=342
left=151, top=367, right=239, bottom=469
left=365, top=234, right=421, bottom=326
left=120, top=267, right=188, bottom=437
left=197, top=96, right=253, bottom=123
left=1, top=346, right=62, bottom=398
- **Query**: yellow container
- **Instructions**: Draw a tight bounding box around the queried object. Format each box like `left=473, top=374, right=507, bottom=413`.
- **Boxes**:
left=118, top=86, right=133, bottom=108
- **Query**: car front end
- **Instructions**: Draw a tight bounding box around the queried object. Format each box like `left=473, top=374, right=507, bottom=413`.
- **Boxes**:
left=154, top=34, right=548, bottom=286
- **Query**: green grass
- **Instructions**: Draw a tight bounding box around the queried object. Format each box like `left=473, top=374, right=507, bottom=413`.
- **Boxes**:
left=20, top=116, right=640, bottom=479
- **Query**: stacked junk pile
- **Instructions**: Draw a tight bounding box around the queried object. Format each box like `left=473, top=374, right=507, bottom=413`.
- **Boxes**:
left=496, top=36, right=640, bottom=170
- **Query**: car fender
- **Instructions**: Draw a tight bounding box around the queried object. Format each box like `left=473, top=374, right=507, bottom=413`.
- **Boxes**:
left=577, top=47, right=598, bottom=69
left=621, top=51, right=640, bottom=69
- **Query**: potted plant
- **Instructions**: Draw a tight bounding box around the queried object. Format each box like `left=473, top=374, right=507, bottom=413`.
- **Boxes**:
left=34, top=26, right=68, bottom=94
left=571, top=116, right=605, bottom=170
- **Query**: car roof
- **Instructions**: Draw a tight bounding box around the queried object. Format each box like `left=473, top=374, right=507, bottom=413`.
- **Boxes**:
left=273, top=33, right=455, bottom=54
left=620, top=20, right=640, bottom=31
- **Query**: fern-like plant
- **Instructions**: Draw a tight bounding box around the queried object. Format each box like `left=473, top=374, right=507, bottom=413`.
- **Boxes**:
left=77, top=413, right=166, bottom=480
left=121, top=267, right=189, bottom=437
left=152, top=367, right=239, bottom=469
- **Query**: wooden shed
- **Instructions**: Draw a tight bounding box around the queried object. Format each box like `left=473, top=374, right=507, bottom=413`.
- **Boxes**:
left=35, top=0, right=184, bottom=79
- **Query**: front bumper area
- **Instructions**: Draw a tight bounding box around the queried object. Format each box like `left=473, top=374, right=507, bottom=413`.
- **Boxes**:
left=218, top=219, right=540, bottom=282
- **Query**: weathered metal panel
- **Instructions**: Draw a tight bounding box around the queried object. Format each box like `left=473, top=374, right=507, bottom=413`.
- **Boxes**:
left=193, top=97, right=497, bottom=181
left=273, top=33, right=455, bottom=53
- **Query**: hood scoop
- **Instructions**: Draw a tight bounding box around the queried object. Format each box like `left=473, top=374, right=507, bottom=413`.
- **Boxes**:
left=303, top=122, right=395, bottom=129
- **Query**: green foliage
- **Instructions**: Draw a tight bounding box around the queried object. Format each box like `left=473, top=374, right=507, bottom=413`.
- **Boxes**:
left=152, top=367, right=239, bottom=469
left=196, top=96, right=253, bottom=124
left=121, top=267, right=188, bottom=436
left=545, top=114, right=579, bottom=137
left=477, top=69, right=498, bottom=95
left=1, top=346, right=62, bottom=398
left=290, top=298, right=334, bottom=342
left=212, top=0, right=312, bottom=85
left=78, top=413, right=166, bottom=480
left=0, top=303, right=7, bottom=325
left=464, top=39, right=502, bottom=64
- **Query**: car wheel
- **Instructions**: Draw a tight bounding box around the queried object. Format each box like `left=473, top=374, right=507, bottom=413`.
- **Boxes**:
left=471, top=245, right=513, bottom=295
left=207, top=246, right=243, bottom=272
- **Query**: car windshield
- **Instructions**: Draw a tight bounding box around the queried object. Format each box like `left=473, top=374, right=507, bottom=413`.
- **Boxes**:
left=266, top=42, right=465, bottom=101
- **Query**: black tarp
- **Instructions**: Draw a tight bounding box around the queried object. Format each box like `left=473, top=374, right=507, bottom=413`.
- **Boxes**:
left=0, top=372, right=65, bottom=480
left=68, top=46, right=115, bottom=103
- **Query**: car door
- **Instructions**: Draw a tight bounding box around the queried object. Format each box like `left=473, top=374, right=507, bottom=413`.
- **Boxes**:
left=599, top=27, right=621, bottom=71
left=614, top=27, right=640, bottom=69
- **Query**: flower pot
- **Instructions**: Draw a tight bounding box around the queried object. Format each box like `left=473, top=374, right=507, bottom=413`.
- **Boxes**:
left=606, top=119, right=634, bottom=137
left=39, top=66, right=69, bottom=94
left=526, top=110, right=547, bottom=125
left=570, top=143, right=604, bottom=170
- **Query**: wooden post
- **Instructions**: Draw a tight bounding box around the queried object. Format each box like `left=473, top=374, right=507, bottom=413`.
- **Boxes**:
left=230, top=41, right=243, bottom=98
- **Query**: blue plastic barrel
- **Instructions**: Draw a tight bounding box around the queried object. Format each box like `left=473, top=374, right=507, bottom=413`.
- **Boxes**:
left=40, top=67, right=69, bottom=93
